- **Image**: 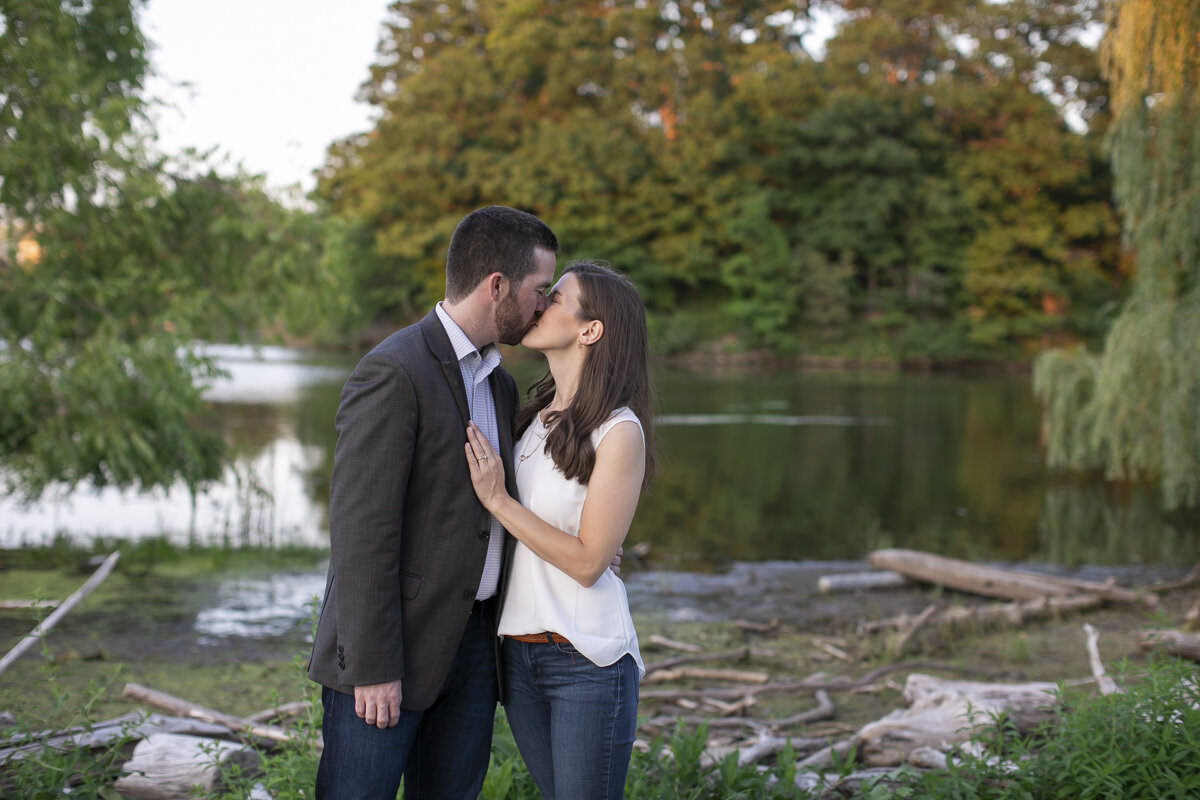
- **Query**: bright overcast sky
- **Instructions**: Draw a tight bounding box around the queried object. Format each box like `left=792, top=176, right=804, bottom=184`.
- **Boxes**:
left=141, top=1, right=390, bottom=197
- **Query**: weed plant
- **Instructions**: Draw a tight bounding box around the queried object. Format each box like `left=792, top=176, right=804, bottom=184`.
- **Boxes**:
left=0, top=635, right=135, bottom=798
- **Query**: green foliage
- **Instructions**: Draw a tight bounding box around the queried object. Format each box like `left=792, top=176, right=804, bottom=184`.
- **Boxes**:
left=720, top=194, right=802, bottom=350
left=315, top=0, right=1122, bottom=359
left=0, top=640, right=134, bottom=799
left=1034, top=0, right=1200, bottom=509
left=0, top=1, right=347, bottom=500
left=899, top=656, right=1200, bottom=799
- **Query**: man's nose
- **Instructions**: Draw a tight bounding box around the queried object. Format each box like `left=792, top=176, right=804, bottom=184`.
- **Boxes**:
left=535, top=294, right=547, bottom=312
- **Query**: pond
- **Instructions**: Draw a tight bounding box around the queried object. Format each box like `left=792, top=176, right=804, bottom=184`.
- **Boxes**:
left=3, top=344, right=1198, bottom=570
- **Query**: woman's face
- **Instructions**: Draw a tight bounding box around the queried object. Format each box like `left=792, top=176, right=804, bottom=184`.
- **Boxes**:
left=520, top=271, right=589, bottom=352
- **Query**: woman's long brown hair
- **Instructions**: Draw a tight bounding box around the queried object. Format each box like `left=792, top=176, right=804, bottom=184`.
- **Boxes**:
left=515, top=260, right=656, bottom=487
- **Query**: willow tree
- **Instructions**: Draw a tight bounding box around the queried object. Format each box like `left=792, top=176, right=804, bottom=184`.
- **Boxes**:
left=1033, top=0, right=1200, bottom=508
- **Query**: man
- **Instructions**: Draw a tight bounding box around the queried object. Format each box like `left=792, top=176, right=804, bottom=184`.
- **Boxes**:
left=308, top=206, right=558, bottom=799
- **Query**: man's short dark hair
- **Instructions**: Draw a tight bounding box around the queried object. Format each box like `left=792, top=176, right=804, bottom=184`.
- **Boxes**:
left=445, top=206, right=559, bottom=302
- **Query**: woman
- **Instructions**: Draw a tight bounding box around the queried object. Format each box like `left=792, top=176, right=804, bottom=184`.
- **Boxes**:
left=464, top=259, right=655, bottom=800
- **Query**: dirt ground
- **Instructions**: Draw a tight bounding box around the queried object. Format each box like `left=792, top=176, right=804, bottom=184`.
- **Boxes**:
left=1, top=557, right=1196, bottom=732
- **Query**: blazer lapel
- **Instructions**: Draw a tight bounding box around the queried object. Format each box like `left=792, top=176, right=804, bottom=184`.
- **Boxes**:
left=421, top=310, right=471, bottom=426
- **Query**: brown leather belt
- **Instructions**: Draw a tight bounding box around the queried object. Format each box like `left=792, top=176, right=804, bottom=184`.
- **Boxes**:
left=506, top=632, right=570, bottom=644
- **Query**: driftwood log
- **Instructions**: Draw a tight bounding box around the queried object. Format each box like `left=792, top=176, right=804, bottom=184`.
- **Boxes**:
left=112, top=732, right=257, bottom=800
left=867, top=548, right=1155, bottom=606
left=121, top=683, right=313, bottom=749
left=853, top=673, right=1059, bottom=767
left=0, top=712, right=231, bottom=764
left=1139, top=629, right=1200, bottom=661
left=859, top=594, right=1105, bottom=655
left=818, top=571, right=909, bottom=593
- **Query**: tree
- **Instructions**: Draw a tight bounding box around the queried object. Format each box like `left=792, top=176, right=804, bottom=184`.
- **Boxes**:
left=0, top=0, right=338, bottom=500
left=318, top=0, right=1123, bottom=358
left=1033, top=0, right=1200, bottom=508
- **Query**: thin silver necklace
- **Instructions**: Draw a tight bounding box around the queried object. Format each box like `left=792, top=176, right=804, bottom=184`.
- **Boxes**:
left=517, top=415, right=551, bottom=466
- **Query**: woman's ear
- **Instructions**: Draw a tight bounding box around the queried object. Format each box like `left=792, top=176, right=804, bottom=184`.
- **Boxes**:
left=580, top=319, right=604, bottom=346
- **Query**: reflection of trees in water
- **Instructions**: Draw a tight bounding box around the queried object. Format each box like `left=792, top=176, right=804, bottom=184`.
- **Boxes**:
left=180, top=363, right=1200, bottom=564
left=192, top=384, right=343, bottom=547
left=292, top=380, right=342, bottom=519
left=633, top=372, right=1199, bottom=568
left=1038, top=485, right=1200, bottom=567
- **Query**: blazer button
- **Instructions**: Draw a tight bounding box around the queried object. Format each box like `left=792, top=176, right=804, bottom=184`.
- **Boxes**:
left=478, top=530, right=489, bottom=541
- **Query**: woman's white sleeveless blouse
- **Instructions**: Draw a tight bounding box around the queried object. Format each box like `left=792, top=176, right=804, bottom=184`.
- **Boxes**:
left=498, top=407, right=645, bottom=679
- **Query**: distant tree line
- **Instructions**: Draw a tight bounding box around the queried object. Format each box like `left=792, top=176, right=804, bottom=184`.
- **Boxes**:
left=316, top=0, right=1121, bottom=360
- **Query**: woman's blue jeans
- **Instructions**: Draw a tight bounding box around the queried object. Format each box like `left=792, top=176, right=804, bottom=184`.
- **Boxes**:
left=501, top=637, right=639, bottom=800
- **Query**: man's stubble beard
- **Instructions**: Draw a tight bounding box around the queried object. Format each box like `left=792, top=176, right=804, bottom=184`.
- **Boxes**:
left=494, top=288, right=536, bottom=346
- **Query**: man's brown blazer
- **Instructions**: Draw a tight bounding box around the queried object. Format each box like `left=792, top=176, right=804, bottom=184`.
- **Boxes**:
left=307, top=310, right=519, bottom=710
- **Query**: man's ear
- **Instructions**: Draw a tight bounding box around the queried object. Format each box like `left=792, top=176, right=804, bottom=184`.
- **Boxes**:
left=488, top=273, right=505, bottom=302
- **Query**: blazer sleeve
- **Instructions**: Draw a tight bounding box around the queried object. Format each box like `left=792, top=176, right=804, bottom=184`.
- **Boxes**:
left=326, top=351, right=418, bottom=686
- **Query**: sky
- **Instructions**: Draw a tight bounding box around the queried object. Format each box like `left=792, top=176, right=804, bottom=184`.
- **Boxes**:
left=141, top=1, right=391, bottom=197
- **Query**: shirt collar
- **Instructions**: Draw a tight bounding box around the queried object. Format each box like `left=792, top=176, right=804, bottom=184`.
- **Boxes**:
left=435, top=302, right=501, bottom=374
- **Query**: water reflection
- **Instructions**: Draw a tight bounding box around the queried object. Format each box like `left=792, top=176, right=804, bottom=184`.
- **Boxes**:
left=195, top=572, right=327, bottom=642
left=2, top=346, right=1197, bottom=568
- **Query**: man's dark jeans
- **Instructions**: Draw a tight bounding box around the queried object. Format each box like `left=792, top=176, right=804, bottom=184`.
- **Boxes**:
left=315, top=606, right=498, bottom=799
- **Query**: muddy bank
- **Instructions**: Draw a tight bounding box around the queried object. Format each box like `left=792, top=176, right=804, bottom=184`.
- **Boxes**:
left=2, top=556, right=1194, bottom=727
left=4, top=557, right=1190, bottom=667
left=626, top=559, right=1188, bottom=628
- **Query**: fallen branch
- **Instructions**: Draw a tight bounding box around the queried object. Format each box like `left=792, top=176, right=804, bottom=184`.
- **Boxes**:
left=639, top=661, right=960, bottom=702
left=1083, top=623, right=1120, bottom=695
left=646, top=634, right=702, bottom=653
left=891, top=603, right=939, bottom=656
left=813, top=639, right=854, bottom=663
left=818, top=571, right=909, bottom=594
left=244, top=700, right=313, bottom=725
left=702, top=694, right=757, bottom=716
left=770, top=690, right=836, bottom=728
left=641, top=688, right=835, bottom=736
left=859, top=594, right=1103, bottom=641
left=868, top=548, right=1155, bottom=606
left=0, top=712, right=232, bottom=764
left=1147, top=562, right=1200, bottom=594
left=644, top=647, right=752, bottom=675
left=644, top=666, right=770, bottom=685
left=0, top=599, right=60, bottom=610
left=734, top=618, right=780, bottom=634
left=795, top=735, right=856, bottom=770
left=121, top=683, right=315, bottom=750
left=0, top=552, right=120, bottom=678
